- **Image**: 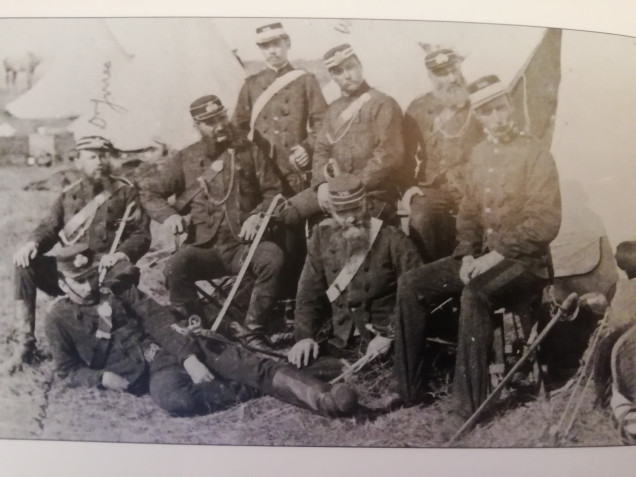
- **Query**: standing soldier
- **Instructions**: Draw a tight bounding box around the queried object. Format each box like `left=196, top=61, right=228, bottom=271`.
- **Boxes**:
left=401, top=48, right=483, bottom=262
left=307, top=44, right=404, bottom=223
left=394, top=76, right=561, bottom=427
left=288, top=174, right=421, bottom=374
left=141, top=95, right=284, bottom=352
left=233, top=21, right=327, bottom=300
left=233, top=21, right=327, bottom=196
left=9, top=136, right=151, bottom=373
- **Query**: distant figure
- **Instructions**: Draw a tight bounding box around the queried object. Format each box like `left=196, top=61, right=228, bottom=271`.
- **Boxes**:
left=3, top=51, right=40, bottom=90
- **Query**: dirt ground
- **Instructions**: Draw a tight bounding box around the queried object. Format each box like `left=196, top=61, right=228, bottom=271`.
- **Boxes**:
left=0, top=164, right=624, bottom=448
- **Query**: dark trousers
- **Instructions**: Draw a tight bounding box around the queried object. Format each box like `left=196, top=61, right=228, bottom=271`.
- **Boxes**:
left=408, top=188, right=457, bottom=263
left=394, top=256, right=546, bottom=417
left=164, top=241, right=283, bottom=331
left=148, top=349, right=259, bottom=416
left=14, top=256, right=63, bottom=302
left=147, top=336, right=297, bottom=416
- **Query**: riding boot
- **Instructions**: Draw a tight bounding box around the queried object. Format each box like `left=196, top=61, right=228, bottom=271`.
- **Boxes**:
left=4, top=299, right=37, bottom=373
left=268, top=366, right=358, bottom=417
left=242, top=295, right=276, bottom=351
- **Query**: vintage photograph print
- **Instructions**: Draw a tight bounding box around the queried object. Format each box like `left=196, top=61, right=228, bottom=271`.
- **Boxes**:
left=0, top=17, right=635, bottom=448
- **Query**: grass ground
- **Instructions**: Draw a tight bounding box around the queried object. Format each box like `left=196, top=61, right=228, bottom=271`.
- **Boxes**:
left=0, top=164, right=624, bottom=448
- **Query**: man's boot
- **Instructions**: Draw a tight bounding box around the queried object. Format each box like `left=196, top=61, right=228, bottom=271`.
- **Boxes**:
left=269, top=366, right=358, bottom=417
left=242, top=295, right=276, bottom=352
left=3, top=299, right=37, bottom=374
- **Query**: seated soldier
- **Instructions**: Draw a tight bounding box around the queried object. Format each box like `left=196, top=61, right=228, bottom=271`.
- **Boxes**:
left=288, top=173, right=421, bottom=376
left=140, top=95, right=285, bottom=351
left=394, top=75, right=561, bottom=427
left=45, top=244, right=358, bottom=418
left=9, top=135, right=150, bottom=373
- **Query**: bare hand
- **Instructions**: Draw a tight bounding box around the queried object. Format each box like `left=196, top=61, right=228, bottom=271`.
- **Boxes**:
left=288, top=338, right=319, bottom=368
left=366, top=334, right=392, bottom=358
left=98, top=252, right=128, bottom=273
left=165, top=214, right=186, bottom=235
left=102, top=371, right=129, bottom=391
left=13, top=241, right=38, bottom=268
left=183, top=355, right=215, bottom=384
left=317, top=183, right=331, bottom=212
left=289, top=145, right=310, bottom=171
left=469, top=250, right=505, bottom=279
left=238, top=214, right=262, bottom=241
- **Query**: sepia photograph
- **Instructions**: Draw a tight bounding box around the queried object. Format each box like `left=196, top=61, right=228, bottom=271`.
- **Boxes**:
left=1, top=1, right=636, bottom=472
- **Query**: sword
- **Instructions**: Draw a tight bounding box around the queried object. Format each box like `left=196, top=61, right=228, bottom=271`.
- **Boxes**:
left=210, top=194, right=284, bottom=332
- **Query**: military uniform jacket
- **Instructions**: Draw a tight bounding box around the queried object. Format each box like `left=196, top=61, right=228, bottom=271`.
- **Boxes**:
left=453, top=130, right=561, bottom=278
left=141, top=137, right=282, bottom=247
left=294, top=219, right=421, bottom=346
left=312, top=82, right=405, bottom=203
left=45, top=289, right=198, bottom=388
left=403, top=93, right=483, bottom=200
left=233, top=63, right=327, bottom=195
left=29, top=177, right=151, bottom=262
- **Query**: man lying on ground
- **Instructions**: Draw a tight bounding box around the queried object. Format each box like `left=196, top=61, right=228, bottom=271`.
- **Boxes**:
left=45, top=244, right=358, bottom=417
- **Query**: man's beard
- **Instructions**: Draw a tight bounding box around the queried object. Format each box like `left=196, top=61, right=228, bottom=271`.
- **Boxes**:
left=85, top=165, right=112, bottom=191
left=331, top=221, right=371, bottom=257
left=433, top=82, right=470, bottom=109
left=202, top=127, right=231, bottom=156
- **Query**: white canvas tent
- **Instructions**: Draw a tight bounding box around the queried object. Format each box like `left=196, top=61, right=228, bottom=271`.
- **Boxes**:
left=216, top=19, right=548, bottom=109
left=69, top=18, right=245, bottom=151
left=5, top=18, right=245, bottom=151
left=5, top=19, right=132, bottom=120
left=551, top=30, right=636, bottom=248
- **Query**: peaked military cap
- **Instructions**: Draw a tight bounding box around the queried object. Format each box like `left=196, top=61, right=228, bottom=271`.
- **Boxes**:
left=328, top=173, right=366, bottom=212
left=76, top=136, right=114, bottom=152
left=425, top=48, right=462, bottom=75
left=256, top=22, right=288, bottom=45
left=190, top=95, right=226, bottom=122
left=467, top=74, right=507, bottom=108
left=323, top=44, right=357, bottom=69
left=55, top=243, right=96, bottom=280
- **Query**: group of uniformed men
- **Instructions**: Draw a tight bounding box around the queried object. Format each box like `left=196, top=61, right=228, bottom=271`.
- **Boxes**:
left=8, top=22, right=561, bottom=430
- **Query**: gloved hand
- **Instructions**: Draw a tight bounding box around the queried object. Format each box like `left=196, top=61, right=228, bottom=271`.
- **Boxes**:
left=102, top=371, right=130, bottom=391
left=183, top=355, right=215, bottom=384
left=317, top=183, right=331, bottom=212
left=366, top=334, right=393, bottom=358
